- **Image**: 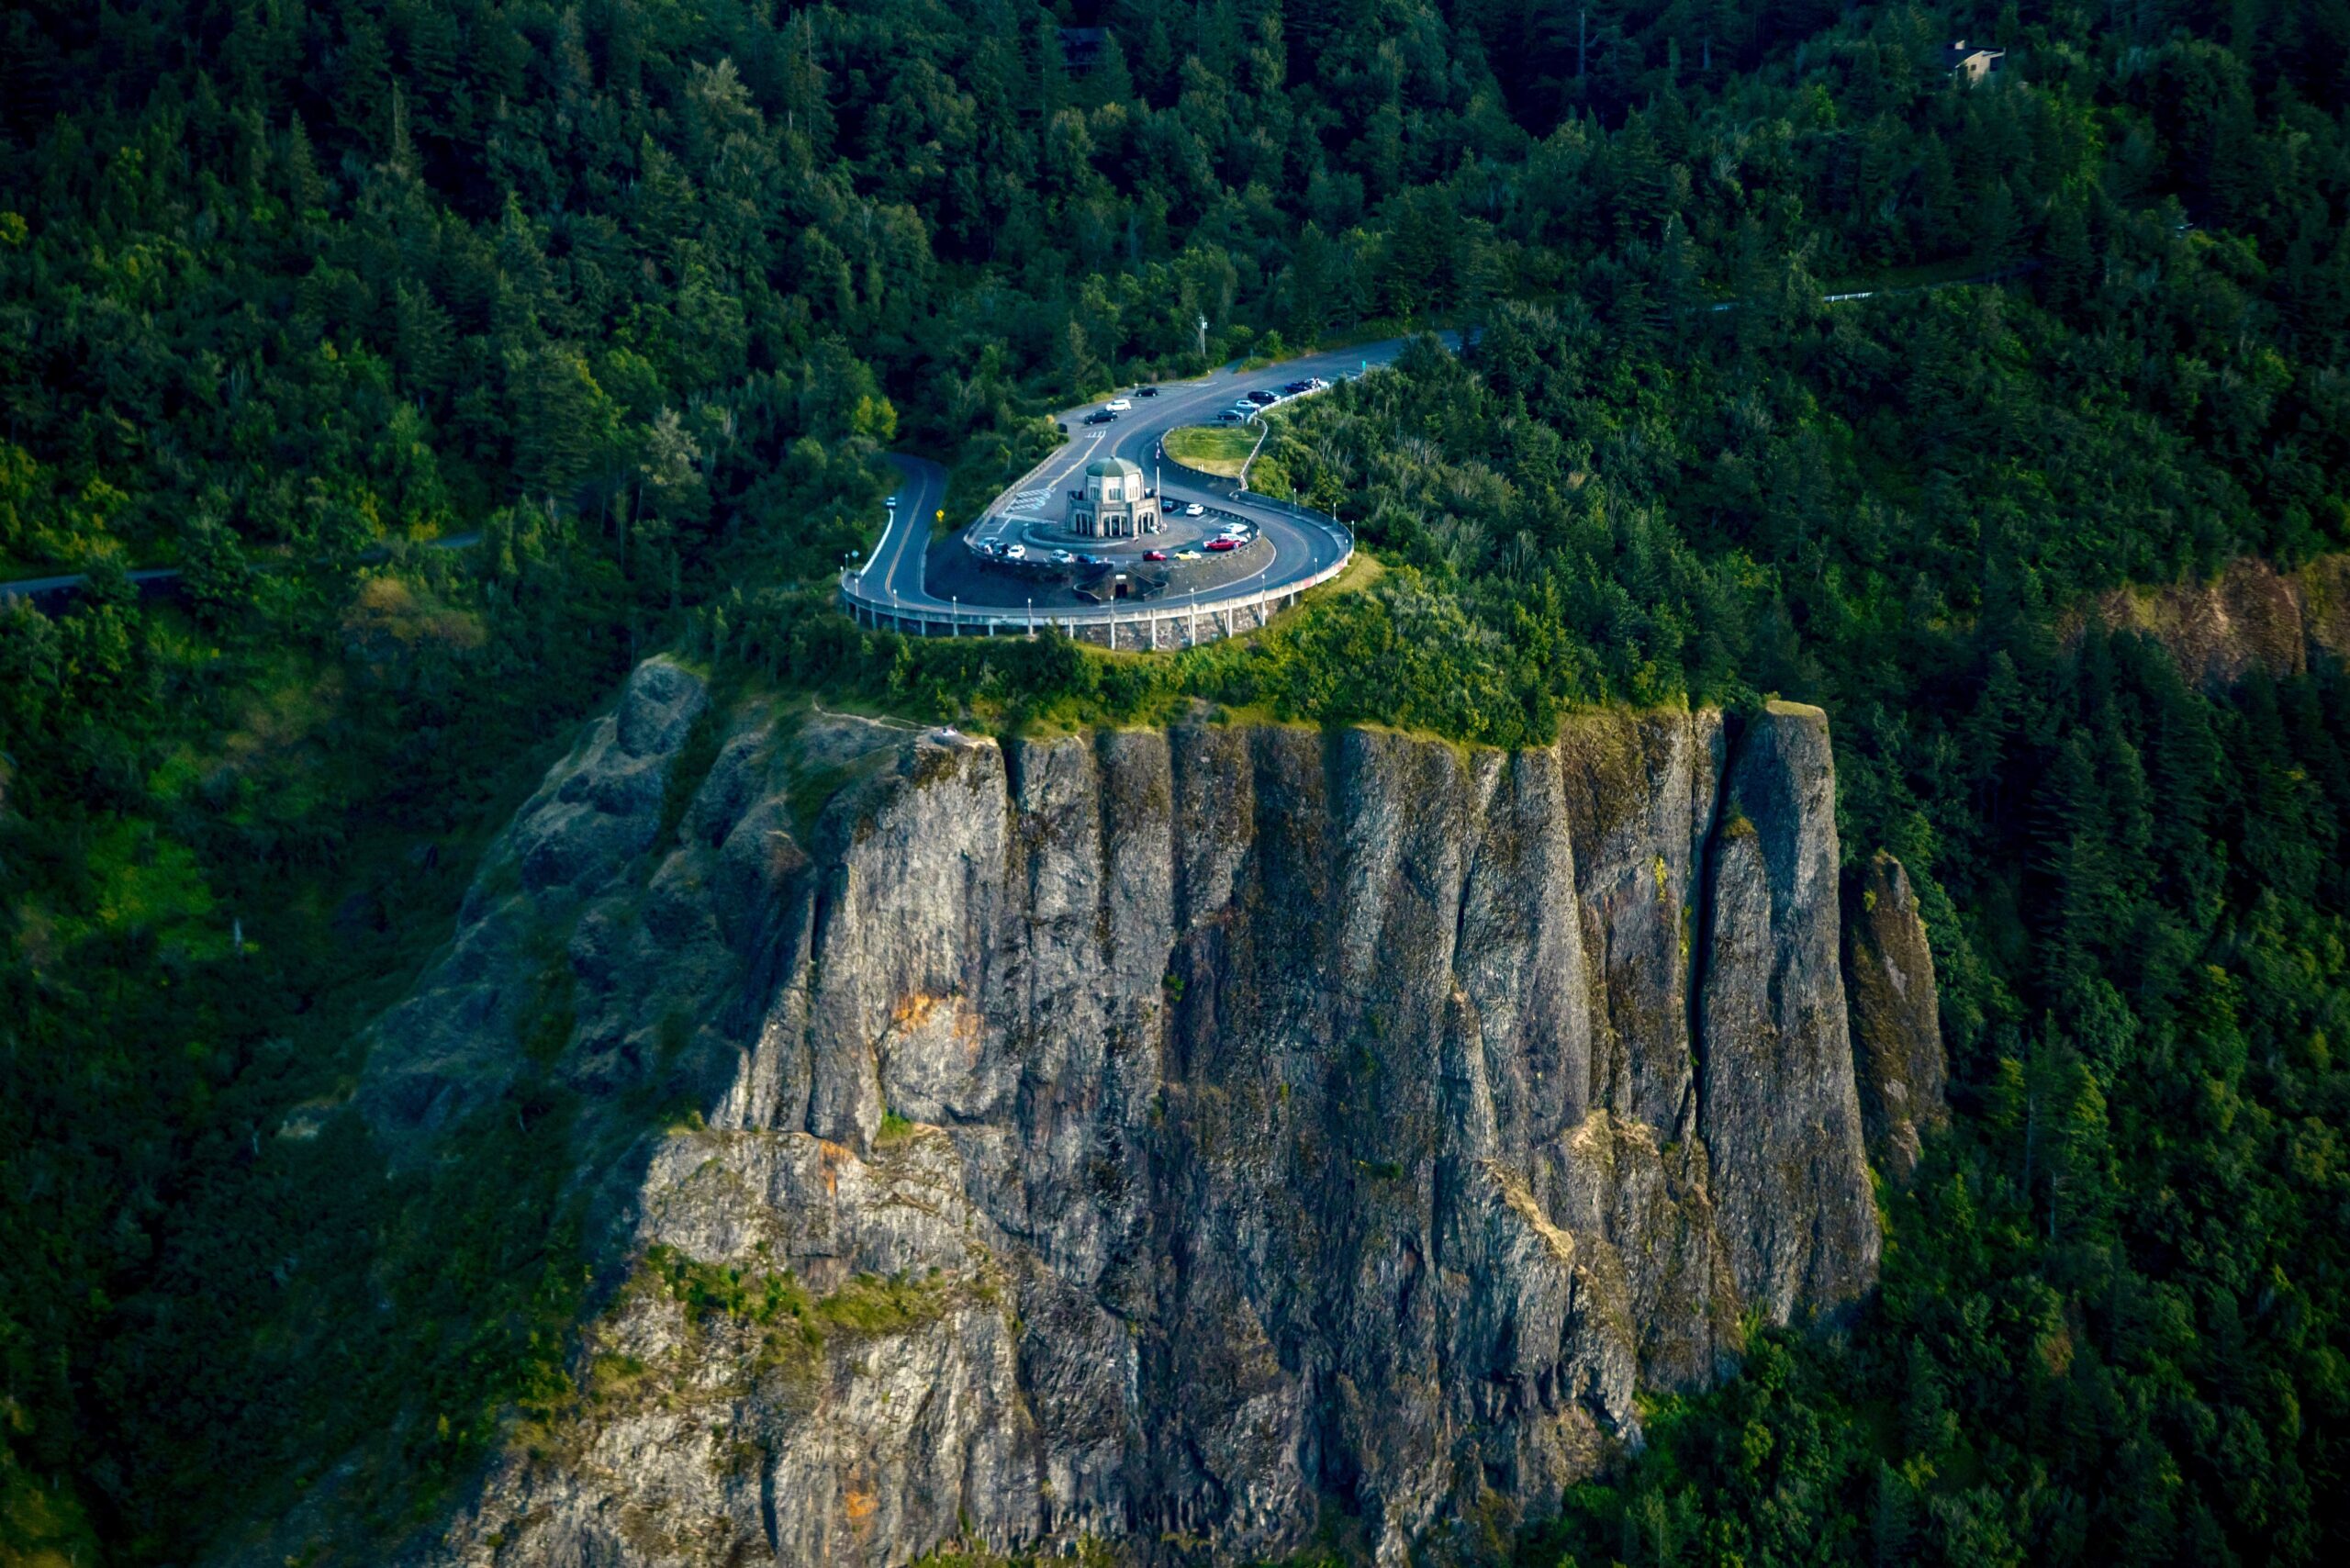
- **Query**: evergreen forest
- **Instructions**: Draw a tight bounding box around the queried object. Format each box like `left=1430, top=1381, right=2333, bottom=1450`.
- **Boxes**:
left=1, top=0, right=2346, bottom=1562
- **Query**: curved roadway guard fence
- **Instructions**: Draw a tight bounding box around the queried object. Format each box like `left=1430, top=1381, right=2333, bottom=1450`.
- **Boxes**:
left=834, top=342, right=1443, bottom=647
left=839, top=495, right=1353, bottom=650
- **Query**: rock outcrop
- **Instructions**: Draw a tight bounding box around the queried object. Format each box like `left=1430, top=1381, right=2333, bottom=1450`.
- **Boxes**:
left=1843, top=851, right=1948, bottom=1181
left=349, top=671, right=1914, bottom=1567
left=1699, top=703, right=1878, bottom=1323
left=2074, top=553, right=2350, bottom=691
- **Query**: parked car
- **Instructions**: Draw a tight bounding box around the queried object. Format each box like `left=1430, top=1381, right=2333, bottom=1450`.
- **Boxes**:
left=885, top=493, right=899, bottom=506
left=1083, top=409, right=1118, bottom=424
left=1177, top=550, right=1203, bottom=561
left=1052, top=549, right=1076, bottom=564
left=1248, top=390, right=1279, bottom=405
left=1005, top=543, right=1027, bottom=559
left=1282, top=381, right=1310, bottom=394
left=1206, top=537, right=1239, bottom=552
left=1144, top=549, right=1168, bottom=562
left=1217, top=409, right=1245, bottom=422
left=1106, top=398, right=1131, bottom=411
left=1183, top=502, right=1205, bottom=517
left=1136, top=386, right=1160, bottom=398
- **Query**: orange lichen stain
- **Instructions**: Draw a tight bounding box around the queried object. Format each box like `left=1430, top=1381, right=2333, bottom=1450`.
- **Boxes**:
left=814, top=1138, right=852, bottom=1194
left=845, top=1489, right=878, bottom=1524
left=892, top=992, right=944, bottom=1031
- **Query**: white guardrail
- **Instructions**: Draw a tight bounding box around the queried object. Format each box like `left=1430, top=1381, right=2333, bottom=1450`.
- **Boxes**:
left=839, top=500, right=1354, bottom=650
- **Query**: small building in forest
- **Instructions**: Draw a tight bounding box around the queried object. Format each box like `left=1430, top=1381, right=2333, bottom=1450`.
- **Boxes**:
left=1944, top=40, right=2004, bottom=83
left=1069, top=456, right=1158, bottom=538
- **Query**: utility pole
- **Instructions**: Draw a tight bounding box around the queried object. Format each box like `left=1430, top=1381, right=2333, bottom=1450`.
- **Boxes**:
left=1578, top=8, right=1588, bottom=78
left=1196, top=312, right=1208, bottom=358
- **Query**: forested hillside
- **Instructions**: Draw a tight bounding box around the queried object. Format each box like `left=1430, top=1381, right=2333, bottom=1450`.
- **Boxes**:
left=2, top=0, right=2346, bottom=1562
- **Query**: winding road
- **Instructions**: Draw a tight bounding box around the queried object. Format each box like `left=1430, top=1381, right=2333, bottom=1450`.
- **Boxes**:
left=844, top=335, right=1452, bottom=644
left=2, top=340, right=1449, bottom=648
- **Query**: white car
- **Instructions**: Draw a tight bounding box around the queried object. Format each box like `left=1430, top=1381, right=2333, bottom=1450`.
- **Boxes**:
left=1106, top=398, right=1131, bottom=412
left=1052, top=549, right=1075, bottom=564
left=1005, top=543, right=1027, bottom=559
left=1183, top=503, right=1204, bottom=517
left=885, top=494, right=899, bottom=507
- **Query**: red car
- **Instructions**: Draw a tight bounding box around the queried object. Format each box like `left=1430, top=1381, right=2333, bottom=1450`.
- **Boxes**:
left=1144, top=549, right=1167, bottom=562
left=1206, top=537, right=1239, bottom=552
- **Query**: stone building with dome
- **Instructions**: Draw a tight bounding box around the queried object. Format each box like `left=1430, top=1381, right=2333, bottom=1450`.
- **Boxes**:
left=1069, top=456, right=1159, bottom=538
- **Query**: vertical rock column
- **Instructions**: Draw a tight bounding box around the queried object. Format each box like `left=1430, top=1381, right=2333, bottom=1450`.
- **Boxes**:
left=1696, top=702, right=1878, bottom=1324
left=1843, top=850, right=1948, bottom=1181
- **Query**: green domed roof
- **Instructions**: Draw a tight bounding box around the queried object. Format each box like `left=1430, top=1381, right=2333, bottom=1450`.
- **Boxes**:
left=1085, top=455, right=1145, bottom=479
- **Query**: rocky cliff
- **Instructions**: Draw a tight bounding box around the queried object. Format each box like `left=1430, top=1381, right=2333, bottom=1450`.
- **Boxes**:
left=1842, top=852, right=1948, bottom=1182
left=2070, top=552, right=2350, bottom=691
left=345, top=666, right=1918, bottom=1567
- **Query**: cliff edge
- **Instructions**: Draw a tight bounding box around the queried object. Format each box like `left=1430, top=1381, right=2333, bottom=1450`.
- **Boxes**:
left=325, top=666, right=1920, bottom=1567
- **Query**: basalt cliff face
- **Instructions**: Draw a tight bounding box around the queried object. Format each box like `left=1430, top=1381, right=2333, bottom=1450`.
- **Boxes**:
left=344, top=663, right=1927, bottom=1567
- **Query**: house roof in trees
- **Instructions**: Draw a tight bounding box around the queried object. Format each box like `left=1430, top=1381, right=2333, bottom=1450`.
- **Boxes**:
left=1943, top=39, right=2005, bottom=80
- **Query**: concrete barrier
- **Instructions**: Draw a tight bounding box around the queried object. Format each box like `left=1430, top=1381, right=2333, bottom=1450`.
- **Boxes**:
left=839, top=510, right=1354, bottom=650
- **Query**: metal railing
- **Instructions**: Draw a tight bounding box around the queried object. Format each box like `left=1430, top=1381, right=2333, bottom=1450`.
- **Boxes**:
left=838, top=505, right=1354, bottom=647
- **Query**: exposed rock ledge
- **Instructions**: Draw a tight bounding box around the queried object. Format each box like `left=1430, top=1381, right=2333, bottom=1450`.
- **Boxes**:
left=2072, top=553, right=2350, bottom=690
left=335, top=665, right=1923, bottom=1568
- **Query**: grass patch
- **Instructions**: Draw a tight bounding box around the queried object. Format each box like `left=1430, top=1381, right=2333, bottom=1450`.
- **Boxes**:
left=645, top=1243, right=815, bottom=1327
left=1310, top=552, right=1384, bottom=599
left=643, top=1246, right=961, bottom=1339
left=1163, top=424, right=1262, bottom=477
left=813, top=1271, right=957, bottom=1336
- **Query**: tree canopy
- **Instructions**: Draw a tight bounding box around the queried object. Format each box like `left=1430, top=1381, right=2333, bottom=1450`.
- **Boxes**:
left=2, top=0, right=2347, bottom=1562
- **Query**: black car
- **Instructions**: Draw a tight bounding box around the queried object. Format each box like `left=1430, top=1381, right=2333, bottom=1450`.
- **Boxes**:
left=1247, top=390, right=1279, bottom=406
left=1136, top=386, right=1160, bottom=398
left=1083, top=409, right=1119, bottom=425
left=1283, top=381, right=1311, bottom=394
left=1215, top=410, right=1244, bottom=422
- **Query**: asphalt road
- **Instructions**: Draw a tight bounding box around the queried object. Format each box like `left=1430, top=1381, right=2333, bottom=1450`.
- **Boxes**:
left=6, top=341, right=1443, bottom=622
left=862, top=452, right=953, bottom=608
left=848, top=334, right=1452, bottom=620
